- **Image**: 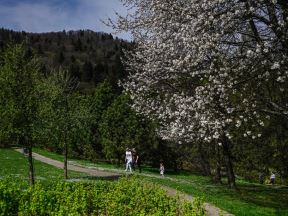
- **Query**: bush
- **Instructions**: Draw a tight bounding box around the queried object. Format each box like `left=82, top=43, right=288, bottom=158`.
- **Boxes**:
left=0, top=177, right=205, bottom=216
left=0, top=178, right=28, bottom=216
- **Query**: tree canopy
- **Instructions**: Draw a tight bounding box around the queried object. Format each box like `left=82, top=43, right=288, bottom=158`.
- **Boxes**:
left=111, top=0, right=288, bottom=143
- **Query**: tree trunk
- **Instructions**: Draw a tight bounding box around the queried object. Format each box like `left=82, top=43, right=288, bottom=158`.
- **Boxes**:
left=222, top=136, right=236, bottom=188
left=64, top=141, right=68, bottom=179
left=117, top=152, right=122, bottom=166
left=173, top=161, right=179, bottom=173
left=213, top=144, right=222, bottom=184
left=28, top=146, right=35, bottom=185
left=198, top=143, right=211, bottom=176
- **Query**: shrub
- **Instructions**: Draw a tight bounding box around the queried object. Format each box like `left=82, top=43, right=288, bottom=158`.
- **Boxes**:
left=0, top=177, right=27, bottom=216
left=0, top=177, right=205, bottom=216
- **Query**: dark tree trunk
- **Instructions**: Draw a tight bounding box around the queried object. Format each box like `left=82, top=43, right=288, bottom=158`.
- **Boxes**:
left=117, top=152, right=122, bottom=166
left=64, top=142, right=68, bottom=179
left=198, top=143, right=211, bottom=176
left=64, top=96, right=69, bottom=180
left=213, top=144, right=222, bottom=184
left=214, top=163, right=222, bottom=183
left=28, top=146, right=35, bottom=185
left=173, top=161, right=179, bottom=173
left=222, top=136, right=236, bottom=188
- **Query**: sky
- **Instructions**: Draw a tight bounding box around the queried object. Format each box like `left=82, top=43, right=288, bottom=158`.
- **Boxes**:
left=0, top=0, right=131, bottom=40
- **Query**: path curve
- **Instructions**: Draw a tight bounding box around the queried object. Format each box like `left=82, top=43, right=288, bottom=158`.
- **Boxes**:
left=15, top=149, right=233, bottom=216
left=162, top=186, right=233, bottom=216
left=15, top=149, right=121, bottom=179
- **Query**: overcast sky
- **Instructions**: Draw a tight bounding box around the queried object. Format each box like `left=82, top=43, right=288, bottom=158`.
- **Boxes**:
left=0, top=0, right=131, bottom=40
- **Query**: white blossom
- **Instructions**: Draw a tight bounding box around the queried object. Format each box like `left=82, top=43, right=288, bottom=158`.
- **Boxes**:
left=271, top=62, right=280, bottom=70
left=110, top=0, right=288, bottom=144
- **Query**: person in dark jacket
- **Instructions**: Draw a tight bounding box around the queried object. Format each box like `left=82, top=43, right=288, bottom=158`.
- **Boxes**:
left=132, top=148, right=142, bottom=173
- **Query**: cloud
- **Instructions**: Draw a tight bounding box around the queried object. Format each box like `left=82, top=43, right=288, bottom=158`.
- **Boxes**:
left=0, top=0, right=131, bottom=40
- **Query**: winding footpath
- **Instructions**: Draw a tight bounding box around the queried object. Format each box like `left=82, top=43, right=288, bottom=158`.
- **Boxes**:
left=15, top=149, right=233, bottom=216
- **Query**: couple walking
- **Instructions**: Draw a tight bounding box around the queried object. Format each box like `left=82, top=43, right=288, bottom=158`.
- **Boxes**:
left=125, top=148, right=141, bottom=173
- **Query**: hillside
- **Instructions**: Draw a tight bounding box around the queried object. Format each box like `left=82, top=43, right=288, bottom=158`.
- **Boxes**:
left=0, top=28, right=132, bottom=93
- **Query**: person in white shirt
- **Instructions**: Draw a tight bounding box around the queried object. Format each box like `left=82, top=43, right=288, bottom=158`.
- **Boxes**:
left=125, top=148, right=133, bottom=173
left=160, top=162, right=165, bottom=177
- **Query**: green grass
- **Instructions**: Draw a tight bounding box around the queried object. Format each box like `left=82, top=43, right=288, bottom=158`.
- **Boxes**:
left=33, top=147, right=123, bottom=171
left=32, top=148, right=65, bottom=162
left=142, top=173, right=288, bottom=216
left=0, top=148, right=87, bottom=183
left=4, top=148, right=288, bottom=216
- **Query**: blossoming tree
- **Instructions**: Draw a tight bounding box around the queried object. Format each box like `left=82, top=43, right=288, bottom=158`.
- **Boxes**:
left=110, top=0, right=288, bottom=187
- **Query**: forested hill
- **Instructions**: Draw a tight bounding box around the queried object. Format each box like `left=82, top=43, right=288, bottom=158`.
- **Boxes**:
left=0, top=28, right=132, bottom=93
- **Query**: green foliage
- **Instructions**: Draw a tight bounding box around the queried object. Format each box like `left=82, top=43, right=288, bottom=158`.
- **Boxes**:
left=38, top=70, right=93, bottom=152
left=0, top=28, right=130, bottom=88
left=0, top=177, right=204, bottom=216
left=0, top=44, right=42, bottom=146
left=191, top=198, right=206, bottom=216
left=230, top=114, right=288, bottom=183
left=99, top=94, right=158, bottom=162
left=0, top=178, right=26, bottom=216
left=91, top=81, right=116, bottom=123
left=80, top=81, right=116, bottom=159
left=0, top=44, right=52, bottom=184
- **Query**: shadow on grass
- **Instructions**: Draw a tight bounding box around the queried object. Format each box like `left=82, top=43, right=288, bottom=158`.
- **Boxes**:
left=151, top=173, right=288, bottom=214
left=236, top=184, right=288, bottom=209
left=143, top=166, right=201, bottom=176
left=203, top=180, right=288, bottom=209
left=68, top=174, right=122, bottom=182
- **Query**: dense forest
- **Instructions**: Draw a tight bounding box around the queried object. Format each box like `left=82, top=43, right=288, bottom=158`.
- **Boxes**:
left=0, top=28, right=131, bottom=93
left=0, top=28, right=287, bottom=186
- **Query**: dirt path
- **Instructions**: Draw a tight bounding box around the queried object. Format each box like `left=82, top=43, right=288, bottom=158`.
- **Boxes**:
left=162, top=186, right=233, bottom=216
left=15, top=149, right=233, bottom=216
left=15, top=149, right=121, bottom=179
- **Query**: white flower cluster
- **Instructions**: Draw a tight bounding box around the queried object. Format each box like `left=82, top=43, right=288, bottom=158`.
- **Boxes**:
left=112, top=0, right=288, bottom=143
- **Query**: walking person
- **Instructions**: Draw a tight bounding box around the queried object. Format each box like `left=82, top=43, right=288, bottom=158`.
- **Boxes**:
left=160, top=162, right=165, bottom=177
left=125, top=148, right=133, bottom=173
left=132, top=148, right=142, bottom=173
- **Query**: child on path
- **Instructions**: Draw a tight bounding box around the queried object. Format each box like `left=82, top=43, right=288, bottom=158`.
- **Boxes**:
left=270, top=172, right=276, bottom=185
left=160, top=162, right=164, bottom=177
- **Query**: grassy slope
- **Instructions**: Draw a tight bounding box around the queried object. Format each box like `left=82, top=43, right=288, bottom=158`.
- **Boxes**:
left=8, top=148, right=288, bottom=216
left=0, top=148, right=87, bottom=182
left=33, top=147, right=123, bottom=170
left=144, top=175, right=288, bottom=216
